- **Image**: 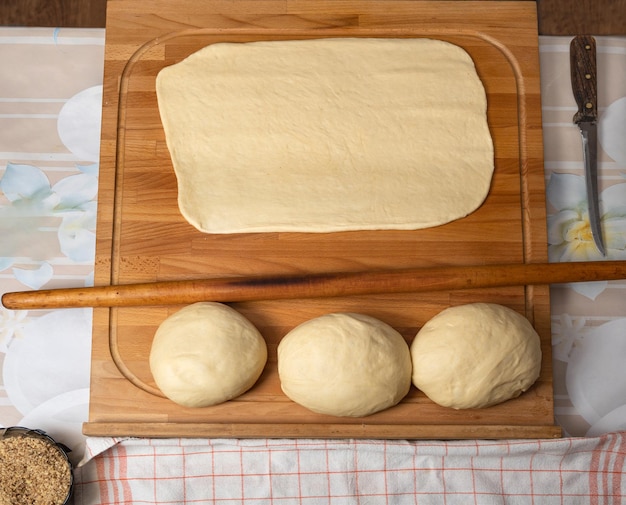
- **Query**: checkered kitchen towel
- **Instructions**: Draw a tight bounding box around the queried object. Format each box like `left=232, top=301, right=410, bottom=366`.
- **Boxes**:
left=72, top=431, right=625, bottom=504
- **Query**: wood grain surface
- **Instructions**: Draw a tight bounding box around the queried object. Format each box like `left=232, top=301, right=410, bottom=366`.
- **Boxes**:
left=2, top=0, right=625, bottom=35
left=537, top=0, right=626, bottom=35
left=85, top=0, right=560, bottom=440
left=570, top=35, right=598, bottom=124
left=0, top=0, right=106, bottom=27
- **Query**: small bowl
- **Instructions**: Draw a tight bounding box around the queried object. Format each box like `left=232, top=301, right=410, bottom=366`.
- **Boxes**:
left=0, top=426, right=74, bottom=505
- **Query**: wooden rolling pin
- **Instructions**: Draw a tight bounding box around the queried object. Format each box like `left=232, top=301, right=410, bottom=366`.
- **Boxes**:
left=2, top=260, right=626, bottom=310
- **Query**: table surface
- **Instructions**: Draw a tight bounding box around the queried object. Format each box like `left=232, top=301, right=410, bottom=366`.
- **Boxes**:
left=537, top=0, right=626, bottom=35
left=0, top=25, right=625, bottom=504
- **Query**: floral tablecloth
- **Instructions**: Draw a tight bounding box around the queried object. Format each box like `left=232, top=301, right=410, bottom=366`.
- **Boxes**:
left=540, top=36, right=626, bottom=437
left=0, top=27, right=625, bottom=471
left=0, top=27, right=103, bottom=465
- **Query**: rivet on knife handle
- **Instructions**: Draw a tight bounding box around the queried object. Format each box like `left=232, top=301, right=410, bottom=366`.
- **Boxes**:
left=570, top=35, right=598, bottom=124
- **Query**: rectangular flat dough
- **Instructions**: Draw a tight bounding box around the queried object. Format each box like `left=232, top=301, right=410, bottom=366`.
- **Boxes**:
left=156, top=37, right=494, bottom=234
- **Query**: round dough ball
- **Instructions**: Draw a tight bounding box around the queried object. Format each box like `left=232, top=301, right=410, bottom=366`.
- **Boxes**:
left=277, top=312, right=412, bottom=417
left=149, top=302, right=267, bottom=408
left=410, top=303, right=542, bottom=409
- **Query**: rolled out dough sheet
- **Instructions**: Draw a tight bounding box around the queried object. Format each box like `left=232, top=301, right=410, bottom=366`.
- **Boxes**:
left=156, top=37, right=494, bottom=234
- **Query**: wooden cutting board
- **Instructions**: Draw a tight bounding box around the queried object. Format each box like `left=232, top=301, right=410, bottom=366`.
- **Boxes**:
left=85, top=0, right=561, bottom=439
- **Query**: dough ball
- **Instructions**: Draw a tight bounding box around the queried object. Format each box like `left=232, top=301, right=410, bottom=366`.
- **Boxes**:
left=410, top=303, right=542, bottom=409
left=277, top=313, right=412, bottom=417
left=149, top=302, right=267, bottom=407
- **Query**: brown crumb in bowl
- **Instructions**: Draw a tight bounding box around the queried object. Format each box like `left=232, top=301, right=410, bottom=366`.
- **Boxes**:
left=0, top=435, right=72, bottom=505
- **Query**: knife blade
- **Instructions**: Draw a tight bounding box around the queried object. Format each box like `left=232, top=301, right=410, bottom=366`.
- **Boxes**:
left=570, top=35, right=605, bottom=256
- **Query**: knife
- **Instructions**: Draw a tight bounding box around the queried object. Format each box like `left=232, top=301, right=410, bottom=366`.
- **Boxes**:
left=570, top=35, right=605, bottom=256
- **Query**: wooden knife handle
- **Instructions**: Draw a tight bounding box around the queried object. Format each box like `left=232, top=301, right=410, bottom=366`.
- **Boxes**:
left=570, top=35, right=597, bottom=123
left=3, top=261, right=626, bottom=310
